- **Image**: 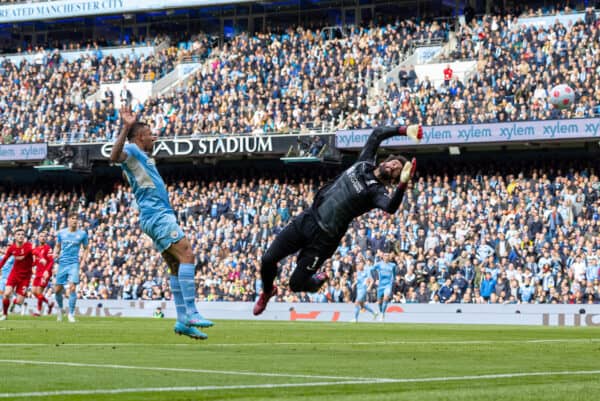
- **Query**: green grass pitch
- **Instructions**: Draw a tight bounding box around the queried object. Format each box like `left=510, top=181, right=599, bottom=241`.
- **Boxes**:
left=0, top=317, right=599, bottom=400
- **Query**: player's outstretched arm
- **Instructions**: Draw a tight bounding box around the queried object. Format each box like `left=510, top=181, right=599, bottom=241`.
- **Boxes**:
left=110, top=106, right=137, bottom=163
left=358, top=125, right=422, bottom=162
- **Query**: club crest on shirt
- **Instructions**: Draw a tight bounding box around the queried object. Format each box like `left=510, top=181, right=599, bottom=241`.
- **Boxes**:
left=170, top=230, right=179, bottom=239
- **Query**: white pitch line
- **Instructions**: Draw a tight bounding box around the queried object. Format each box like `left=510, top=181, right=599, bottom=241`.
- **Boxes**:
left=0, top=381, right=370, bottom=398
left=1, top=370, right=600, bottom=398
left=1, top=338, right=600, bottom=347
left=0, top=359, right=378, bottom=382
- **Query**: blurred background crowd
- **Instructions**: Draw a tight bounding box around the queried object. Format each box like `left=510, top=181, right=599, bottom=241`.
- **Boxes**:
left=1, top=2, right=599, bottom=307
left=1, top=5, right=599, bottom=143
left=1, top=158, right=599, bottom=305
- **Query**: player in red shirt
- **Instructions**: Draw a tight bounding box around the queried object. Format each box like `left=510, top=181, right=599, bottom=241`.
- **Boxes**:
left=32, top=231, right=55, bottom=316
left=0, top=228, right=34, bottom=320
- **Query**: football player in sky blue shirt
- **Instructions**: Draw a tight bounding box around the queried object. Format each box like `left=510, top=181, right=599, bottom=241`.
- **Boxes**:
left=0, top=247, right=14, bottom=302
left=54, top=213, right=88, bottom=322
left=351, top=259, right=378, bottom=322
left=110, top=107, right=212, bottom=340
left=371, top=252, right=397, bottom=321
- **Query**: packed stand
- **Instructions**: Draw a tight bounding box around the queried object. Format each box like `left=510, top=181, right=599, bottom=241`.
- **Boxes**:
left=0, top=36, right=185, bottom=84
left=0, top=19, right=445, bottom=143
left=3, top=8, right=600, bottom=140
left=346, top=7, right=600, bottom=129
left=0, top=160, right=599, bottom=305
left=0, top=9, right=600, bottom=138
left=136, top=21, right=445, bottom=138
left=0, top=34, right=211, bottom=144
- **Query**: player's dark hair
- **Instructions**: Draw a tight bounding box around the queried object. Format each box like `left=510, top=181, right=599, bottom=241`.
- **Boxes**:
left=14, top=227, right=25, bottom=234
left=383, top=154, right=408, bottom=165
left=378, top=154, right=409, bottom=186
left=128, top=122, right=150, bottom=141
left=68, top=211, right=78, bottom=218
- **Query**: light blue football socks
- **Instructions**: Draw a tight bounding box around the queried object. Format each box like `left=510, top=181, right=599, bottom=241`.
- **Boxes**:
left=178, top=263, right=198, bottom=316
left=55, top=291, right=63, bottom=309
left=170, top=275, right=187, bottom=323
left=68, top=292, right=77, bottom=314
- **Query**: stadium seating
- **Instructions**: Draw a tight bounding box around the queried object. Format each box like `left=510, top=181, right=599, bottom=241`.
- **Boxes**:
left=0, top=4, right=599, bottom=306
left=2, top=8, right=600, bottom=142
left=134, top=23, right=433, bottom=137
left=351, top=11, right=600, bottom=129
left=0, top=39, right=194, bottom=143
left=0, top=160, right=598, bottom=305
left=1, top=20, right=445, bottom=142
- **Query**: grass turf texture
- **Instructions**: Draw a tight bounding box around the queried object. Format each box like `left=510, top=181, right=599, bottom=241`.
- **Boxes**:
left=0, top=317, right=599, bottom=400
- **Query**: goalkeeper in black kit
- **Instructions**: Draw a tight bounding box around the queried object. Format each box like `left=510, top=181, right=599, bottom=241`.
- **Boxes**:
left=253, top=124, right=423, bottom=315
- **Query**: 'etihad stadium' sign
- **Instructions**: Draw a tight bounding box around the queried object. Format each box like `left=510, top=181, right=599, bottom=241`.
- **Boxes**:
left=100, top=136, right=273, bottom=159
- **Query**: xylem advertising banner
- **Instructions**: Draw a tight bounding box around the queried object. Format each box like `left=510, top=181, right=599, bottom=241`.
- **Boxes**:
left=335, top=118, right=600, bottom=149
left=0, top=143, right=47, bottom=161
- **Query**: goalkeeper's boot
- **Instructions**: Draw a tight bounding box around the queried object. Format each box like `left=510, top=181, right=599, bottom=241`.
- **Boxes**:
left=253, top=286, right=278, bottom=316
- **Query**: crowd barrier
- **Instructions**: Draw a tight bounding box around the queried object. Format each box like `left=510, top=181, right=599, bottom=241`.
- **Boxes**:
left=18, top=300, right=600, bottom=327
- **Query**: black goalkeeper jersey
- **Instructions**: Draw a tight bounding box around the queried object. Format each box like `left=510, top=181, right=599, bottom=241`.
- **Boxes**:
left=311, top=127, right=406, bottom=238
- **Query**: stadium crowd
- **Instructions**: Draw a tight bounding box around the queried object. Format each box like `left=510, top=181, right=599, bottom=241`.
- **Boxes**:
left=1, top=159, right=600, bottom=306
left=3, top=7, right=600, bottom=141
left=1, top=18, right=446, bottom=143
left=0, top=33, right=212, bottom=144
left=355, top=8, right=600, bottom=129
left=142, top=21, right=438, bottom=137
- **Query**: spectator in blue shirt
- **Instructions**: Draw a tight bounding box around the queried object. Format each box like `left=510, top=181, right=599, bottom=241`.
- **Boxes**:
left=480, top=272, right=496, bottom=302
